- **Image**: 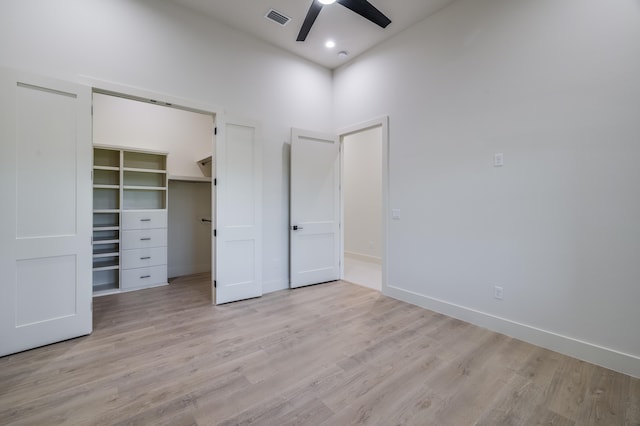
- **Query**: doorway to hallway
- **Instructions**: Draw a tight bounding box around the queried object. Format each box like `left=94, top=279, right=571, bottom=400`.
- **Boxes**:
left=341, top=124, right=384, bottom=291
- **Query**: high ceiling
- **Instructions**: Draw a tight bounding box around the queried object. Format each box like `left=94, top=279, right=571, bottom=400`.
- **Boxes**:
left=169, top=0, right=458, bottom=69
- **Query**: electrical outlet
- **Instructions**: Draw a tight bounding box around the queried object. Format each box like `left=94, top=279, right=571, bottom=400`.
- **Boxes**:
left=494, top=285, right=504, bottom=300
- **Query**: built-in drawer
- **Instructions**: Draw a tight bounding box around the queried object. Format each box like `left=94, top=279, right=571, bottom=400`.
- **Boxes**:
left=122, top=210, right=167, bottom=230
left=121, top=246, right=167, bottom=270
left=121, top=265, right=167, bottom=290
left=121, top=228, right=167, bottom=249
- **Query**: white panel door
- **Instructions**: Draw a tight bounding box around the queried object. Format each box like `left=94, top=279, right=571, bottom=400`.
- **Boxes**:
left=290, top=128, right=340, bottom=288
left=215, top=115, right=262, bottom=304
left=0, top=69, right=92, bottom=356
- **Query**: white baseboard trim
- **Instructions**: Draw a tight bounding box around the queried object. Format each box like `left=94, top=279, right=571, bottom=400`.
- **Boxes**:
left=345, top=251, right=382, bottom=265
left=384, top=284, right=640, bottom=379
left=263, top=279, right=289, bottom=294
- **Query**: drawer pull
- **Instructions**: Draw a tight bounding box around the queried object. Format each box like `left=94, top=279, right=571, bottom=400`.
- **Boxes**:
left=140, top=256, right=151, bottom=260
left=140, top=218, right=151, bottom=222
left=140, top=275, right=151, bottom=279
left=140, top=238, right=151, bottom=241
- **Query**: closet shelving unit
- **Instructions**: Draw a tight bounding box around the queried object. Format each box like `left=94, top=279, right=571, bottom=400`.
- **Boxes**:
left=92, top=146, right=168, bottom=296
left=122, top=151, right=168, bottom=209
left=92, top=148, right=122, bottom=294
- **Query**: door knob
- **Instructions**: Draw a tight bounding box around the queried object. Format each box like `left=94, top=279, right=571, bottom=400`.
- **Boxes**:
left=292, top=225, right=304, bottom=231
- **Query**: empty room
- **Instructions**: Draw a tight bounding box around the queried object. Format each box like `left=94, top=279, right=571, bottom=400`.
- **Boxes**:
left=0, top=0, right=639, bottom=424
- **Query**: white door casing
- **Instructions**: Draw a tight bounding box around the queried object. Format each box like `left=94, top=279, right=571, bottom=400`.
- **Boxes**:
left=0, top=69, right=92, bottom=356
left=211, top=121, right=217, bottom=304
left=215, top=115, right=262, bottom=304
left=290, top=128, right=340, bottom=288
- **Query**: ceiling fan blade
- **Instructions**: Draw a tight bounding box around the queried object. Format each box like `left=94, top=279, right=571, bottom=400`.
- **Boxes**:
left=336, top=0, right=391, bottom=28
left=297, top=0, right=324, bottom=42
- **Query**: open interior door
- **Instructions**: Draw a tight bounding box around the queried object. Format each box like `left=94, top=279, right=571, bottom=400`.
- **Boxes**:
left=290, top=128, right=340, bottom=288
left=214, top=116, right=262, bottom=304
left=0, top=69, right=92, bottom=356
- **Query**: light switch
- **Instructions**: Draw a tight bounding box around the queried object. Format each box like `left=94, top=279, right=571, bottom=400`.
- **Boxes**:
left=392, top=209, right=401, bottom=220
left=494, top=153, right=504, bottom=167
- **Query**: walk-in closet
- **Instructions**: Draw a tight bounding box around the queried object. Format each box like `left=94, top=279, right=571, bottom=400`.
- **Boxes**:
left=92, top=92, right=215, bottom=298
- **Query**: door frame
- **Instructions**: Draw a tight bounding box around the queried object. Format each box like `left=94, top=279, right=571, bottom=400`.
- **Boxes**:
left=80, top=77, right=224, bottom=303
left=337, top=116, right=389, bottom=292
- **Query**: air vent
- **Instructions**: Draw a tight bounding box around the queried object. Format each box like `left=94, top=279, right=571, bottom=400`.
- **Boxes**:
left=265, top=9, right=291, bottom=26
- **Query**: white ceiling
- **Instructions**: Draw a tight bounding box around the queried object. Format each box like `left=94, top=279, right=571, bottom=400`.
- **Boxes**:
left=169, top=0, right=458, bottom=69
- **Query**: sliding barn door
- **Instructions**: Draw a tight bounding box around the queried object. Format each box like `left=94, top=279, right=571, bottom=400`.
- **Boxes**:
left=0, top=69, right=92, bottom=356
left=214, top=116, right=262, bottom=304
left=290, top=128, right=340, bottom=288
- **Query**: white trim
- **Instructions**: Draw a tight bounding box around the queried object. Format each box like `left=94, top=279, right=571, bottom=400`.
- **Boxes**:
left=338, top=116, right=389, bottom=294
left=344, top=251, right=382, bottom=265
left=78, top=76, right=224, bottom=116
left=386, top=285, right=640, bottom=379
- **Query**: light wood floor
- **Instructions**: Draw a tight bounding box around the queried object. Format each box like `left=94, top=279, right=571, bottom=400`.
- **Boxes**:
left=1, top=276, right=638, bottom=425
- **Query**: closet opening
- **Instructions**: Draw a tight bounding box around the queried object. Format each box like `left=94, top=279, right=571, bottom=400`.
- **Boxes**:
left=92, top=91, right=216, bottom=302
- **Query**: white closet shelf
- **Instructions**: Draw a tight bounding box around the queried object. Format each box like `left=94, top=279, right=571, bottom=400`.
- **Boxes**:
left=168, top=175, right=212, bottom=183
left=93, top=239, right=120, bottom=245
left=123, top=167, right=167, bottom=174
left=93, top=252, right=120, bottom=258
left=93, top=265, right=119, bottom=272
left=94, top=209, right=120, bottom=214
left=92, top=285, right=120, bottom=296
left=93, top=165, right=120, bottom=171
left=93, top=226, right=120, bottom=231
left=123, top=186, right=167, bottom=191
left=197, top=155, right=212, bottom=166
left=93, top=184, right=119, bottom=189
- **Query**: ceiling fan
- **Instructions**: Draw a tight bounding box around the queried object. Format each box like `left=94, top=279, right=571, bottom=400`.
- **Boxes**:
left=297, top=0, right=392, bottom=42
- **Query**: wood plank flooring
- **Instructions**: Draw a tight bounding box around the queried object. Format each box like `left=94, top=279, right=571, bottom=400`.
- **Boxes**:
left=1, top=275, right=638, bottom=425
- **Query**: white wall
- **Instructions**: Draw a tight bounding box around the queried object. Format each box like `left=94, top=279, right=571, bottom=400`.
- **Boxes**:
left=93, top=93, right=213, bottom=178
left=0, top=0, right=333, bottom=293
left=334, top=0, right=640, bottom=377
left=168, top=181, right=212, bottom=278
left=343, top=126, right=382, bottom=260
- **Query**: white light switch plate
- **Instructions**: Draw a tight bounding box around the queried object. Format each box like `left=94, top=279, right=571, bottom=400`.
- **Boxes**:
left=392, top=209, right=401, bottom=220
left=494, top=153, right=504, bottom=167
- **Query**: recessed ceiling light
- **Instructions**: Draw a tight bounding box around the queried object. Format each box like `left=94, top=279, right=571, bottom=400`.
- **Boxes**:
left=325, top=40, right=336, bottom=48
left=338, top=51, right=348, bottom=58
left=318, top=0, right=336, bottom=4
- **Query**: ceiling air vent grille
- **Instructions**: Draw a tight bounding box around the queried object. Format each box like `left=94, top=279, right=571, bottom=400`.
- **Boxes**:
left=265, top=9, right=291, bottom=26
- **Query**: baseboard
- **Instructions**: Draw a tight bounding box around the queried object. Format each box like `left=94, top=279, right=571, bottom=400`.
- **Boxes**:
left=263, top=279, right=289, bottom=294
left=344, top=251, right=382, bottom=265
left=384, top=284, right=640, bottom=379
